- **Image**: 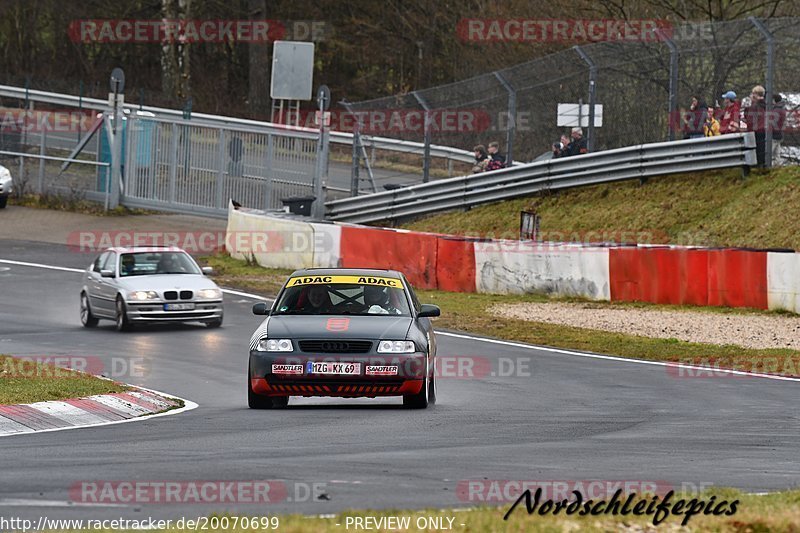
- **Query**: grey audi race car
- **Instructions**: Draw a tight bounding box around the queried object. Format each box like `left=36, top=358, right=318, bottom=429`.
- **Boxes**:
left=248, top=268, right=440, bottom=409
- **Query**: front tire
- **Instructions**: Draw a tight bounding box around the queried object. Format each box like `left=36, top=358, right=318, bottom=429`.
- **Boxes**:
left=248, top=364, right=289, bottom=409
left=115, top=296, right=132, bottom=332
left=80, top=292, right=99, bottom=328
left=0, top=196, right=7, bottom=209
left=206, top=314, right=223, bottom=328
left=403, top=368, right=435, bottom=409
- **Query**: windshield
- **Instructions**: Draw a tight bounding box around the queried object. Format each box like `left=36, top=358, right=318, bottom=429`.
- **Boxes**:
left=274, top=276, right=410, bottom=316
left=119, top=251, right=201, bottom=277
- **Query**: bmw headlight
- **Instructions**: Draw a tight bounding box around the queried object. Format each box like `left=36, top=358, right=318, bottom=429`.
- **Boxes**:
left=256, top=338, right=293, bottom=352
left=197, top=288, right=223, bottom=300
left=377, top=340, right=416, bottom=353
left=128, top=290, right=159, bottom=301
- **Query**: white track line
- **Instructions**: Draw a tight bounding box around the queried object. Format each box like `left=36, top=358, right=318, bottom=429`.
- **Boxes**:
left=0, top=258, right=271, bottom=300
left=3, top=257, right=798, bottom=384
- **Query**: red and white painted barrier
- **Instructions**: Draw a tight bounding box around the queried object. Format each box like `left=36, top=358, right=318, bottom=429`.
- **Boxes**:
left=225, top=205, right=800, bottom=312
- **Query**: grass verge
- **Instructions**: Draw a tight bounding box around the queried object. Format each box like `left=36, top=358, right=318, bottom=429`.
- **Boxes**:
left=401, top=166, right=800, bottom=250
left=0, top=355, right=128, bottom=405
left=201, top=253, right=800, bottom=372
left=11, top=193, right=154, bottom=216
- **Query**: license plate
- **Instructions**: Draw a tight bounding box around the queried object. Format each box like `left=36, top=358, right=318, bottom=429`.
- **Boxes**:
left=164, top=303, right=195, bottom=311
left=306, top=362, right=361, bottom=375
left=366, top=365, right=399, bottom=376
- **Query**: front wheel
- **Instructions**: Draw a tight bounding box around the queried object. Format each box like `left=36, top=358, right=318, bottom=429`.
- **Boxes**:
left=115, top=296, right=132, bottom=332
left=0, top=196, right=7, bottom=209
left=80, top=292, right=99, bottom=328
left=205, top=314, right=223, bottom=328
left=248, top=365, right=289, bottom=409
left=403, top=371, right=435, bottom=409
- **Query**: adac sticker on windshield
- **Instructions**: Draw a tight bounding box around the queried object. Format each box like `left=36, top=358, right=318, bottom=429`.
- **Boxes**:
left=286, top=275, right=401, bottom=288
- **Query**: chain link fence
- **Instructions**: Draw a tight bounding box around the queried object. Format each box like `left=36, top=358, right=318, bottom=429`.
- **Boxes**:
left=345, top=18, right=800, bottom=164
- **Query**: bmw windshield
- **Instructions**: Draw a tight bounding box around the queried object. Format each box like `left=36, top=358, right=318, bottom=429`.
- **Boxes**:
left=119, top=252, right=201, bottom=277
left=273, top=275, right=411, bottom=316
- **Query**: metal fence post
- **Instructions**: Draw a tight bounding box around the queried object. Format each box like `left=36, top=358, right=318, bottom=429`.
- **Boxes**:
left=749, top=17, right=774, bottom=168
left=265, top=133, right=273, bottom=209
left=38, top=127, right=46, bottom=193
left=412, top=91, right=432, bottom=183
left=494, top=72, right=516, bottom=166
left=574, top=46, right=597, bottom=153
left=216, top=128, right=226, bottom=209
left=168, top=122, right=178, bottom=204
left=657, top=29, right=679, bottom=141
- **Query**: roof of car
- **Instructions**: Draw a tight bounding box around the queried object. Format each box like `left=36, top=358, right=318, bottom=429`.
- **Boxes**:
left=105, top=246, right=187, bottom=253
left=288, top=268, right=403, bottom=278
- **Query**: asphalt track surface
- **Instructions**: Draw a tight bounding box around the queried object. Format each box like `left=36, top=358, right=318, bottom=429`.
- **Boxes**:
left=0, top=238, right=798, bottom=521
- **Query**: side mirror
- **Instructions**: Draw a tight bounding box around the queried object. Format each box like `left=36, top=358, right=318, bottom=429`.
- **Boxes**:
left=418, top=304, right=440, bottom=318
left=201, top=266, right=213, bottom=275
left=100, top=269, right=115, bottom=278
left=252, top=302, right=271, bottom=315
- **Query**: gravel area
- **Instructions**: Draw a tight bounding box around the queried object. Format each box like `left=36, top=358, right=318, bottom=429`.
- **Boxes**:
left=490, top=302, right=800, bottom=350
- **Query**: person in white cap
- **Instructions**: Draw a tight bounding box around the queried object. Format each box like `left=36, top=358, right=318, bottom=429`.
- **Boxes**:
left=565, top=127, right=587, bottom=156
left=719, top=90, right=741, bottom=134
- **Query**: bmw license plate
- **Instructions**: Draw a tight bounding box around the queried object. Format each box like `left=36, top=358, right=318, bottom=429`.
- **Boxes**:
left=306, top=362, right=361, bottom=375
left=164, top=303, right=195, bottom=311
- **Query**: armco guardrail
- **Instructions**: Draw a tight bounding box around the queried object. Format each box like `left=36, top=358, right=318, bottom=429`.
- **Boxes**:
left=0, top=84, right=475, bottom=164
left=326, top=133, right=757, bottom=224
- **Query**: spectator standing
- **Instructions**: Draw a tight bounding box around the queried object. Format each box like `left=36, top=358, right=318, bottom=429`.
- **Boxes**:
left=472, top=144, right=489, bottom=173
left=486, top=141, right=507, bottom=170
left=719, top=91, right=741, bottom=134
left=744, top=85, right=767, bottom=166
left=565, top=127, right=588, bottom=156
left=685, top=96, right=708, bottom=138
left=772, top=93, right=786, bottom=166
left=703, top=107, right=720, bottom=136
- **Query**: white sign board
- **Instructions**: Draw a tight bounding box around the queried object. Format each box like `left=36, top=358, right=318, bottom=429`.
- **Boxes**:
left=270, top=41, right=315, bottom=101
left=557, top=103, right=603, bottom=127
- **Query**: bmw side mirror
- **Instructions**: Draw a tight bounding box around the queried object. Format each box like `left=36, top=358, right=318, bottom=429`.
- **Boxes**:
left=202, top=266, right=213, bottom=275
left=418, top=304, right=440, bottom=318
left=252, top=302, right=271, bottom=315
left=100, top=269, right=115, bottom=278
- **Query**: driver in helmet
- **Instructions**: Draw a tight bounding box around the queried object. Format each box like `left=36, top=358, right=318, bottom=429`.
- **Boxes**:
left=364, top=285, right=400, bottom=315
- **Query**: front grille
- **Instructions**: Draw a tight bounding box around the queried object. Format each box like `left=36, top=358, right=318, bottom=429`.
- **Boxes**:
left=164, top=291, right=177, bottom=300
left=265, top=379, right=404, bottom=395
left=298, top=340, right=373, bottom=353
left=180, top=290, right=193, bottom=300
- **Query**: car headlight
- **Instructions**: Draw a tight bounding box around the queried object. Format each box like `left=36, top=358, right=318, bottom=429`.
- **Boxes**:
left=377, top=340, right=416, bottom=353
left=197, top=288, right=223, bottom=300
left=128, top=290, right=159, bottom=301
left=256, top=338, right=293, bottom=352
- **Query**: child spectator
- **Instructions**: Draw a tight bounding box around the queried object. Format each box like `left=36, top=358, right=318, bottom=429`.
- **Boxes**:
left=703, top=107, right=720, bottom=136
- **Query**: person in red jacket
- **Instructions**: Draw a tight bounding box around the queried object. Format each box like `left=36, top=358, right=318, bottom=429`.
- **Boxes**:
left=719, top=91, right=741, bottom=134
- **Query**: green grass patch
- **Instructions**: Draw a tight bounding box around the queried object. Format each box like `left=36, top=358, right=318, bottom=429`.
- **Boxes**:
left=11, top=193, right=154, bottom=216
left=0, top=355, right=128, bottom=405
left=401, top=166, right=800, bottom=250
left=200, top=254, right=800, bottom=371
left=200, top=253, right=295, bottom=297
